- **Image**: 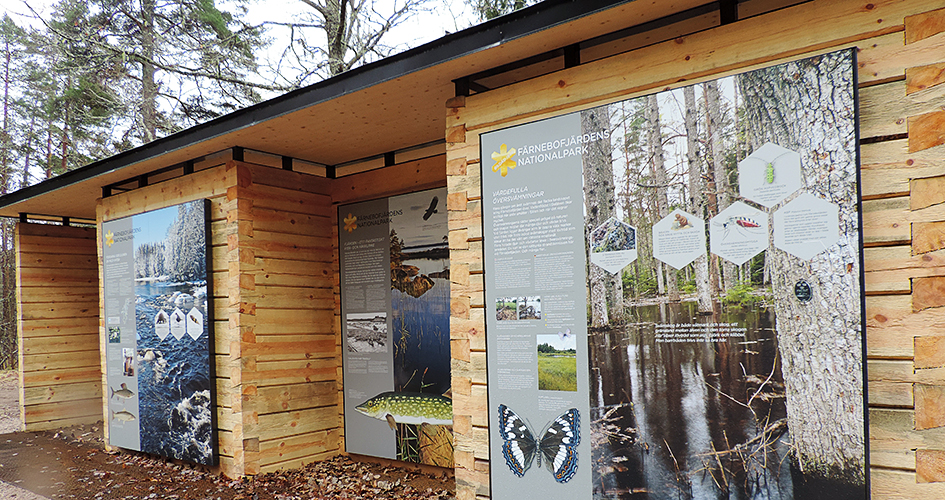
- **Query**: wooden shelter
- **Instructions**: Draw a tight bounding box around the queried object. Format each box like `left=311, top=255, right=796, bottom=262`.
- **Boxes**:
left=2, top=0, right=945, bottom=497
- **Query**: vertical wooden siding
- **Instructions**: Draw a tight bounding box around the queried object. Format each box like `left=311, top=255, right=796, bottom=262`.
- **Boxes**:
left=446, top=95, right=490, bottom=500
left=445, top=1, right=945, bottom=498
left=16, top=223, right=101, bottom=431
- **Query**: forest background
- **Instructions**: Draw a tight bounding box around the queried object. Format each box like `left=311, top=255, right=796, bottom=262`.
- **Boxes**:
left=581, top=49, right=864, bottom=487
left=0, top=0, right=540, bottom=369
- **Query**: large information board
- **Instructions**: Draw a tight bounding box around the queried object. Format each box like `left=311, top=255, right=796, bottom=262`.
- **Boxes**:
left=482, top=49, right=866, bottom=499
left=102, top=199, right=215, bottom=465
left=339, top=188, right=453, bottom=466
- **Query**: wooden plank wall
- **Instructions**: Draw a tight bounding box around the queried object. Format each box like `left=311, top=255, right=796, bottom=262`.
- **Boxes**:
left=16, top=223, right=100, bottom=431
left=228, top=163, right=338, bottom=475
left=867, top=7, right=945, bottom=489
left=86, top=153, right=448, bottom=477
left=98, top=160, right=342, bottom=477
left=444, top=1, right=945, bottom=498
left=329, top=154, right=447, bottom=455
left=98, top=162, right=242, bottom=474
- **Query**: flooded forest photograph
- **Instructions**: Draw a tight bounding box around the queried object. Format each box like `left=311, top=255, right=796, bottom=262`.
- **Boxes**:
left=584, top=50, right=865, bottom=499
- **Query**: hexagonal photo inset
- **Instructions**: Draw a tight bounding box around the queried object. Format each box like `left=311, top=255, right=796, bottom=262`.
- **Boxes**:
left=652, top=209, right=706, bottom=270
left=710, top=202, right=768, bottom=266
left=589, top=217, right=638, bottom=274
left=774, top=192, right=840, bottom=260
left=738, top=142, right=802, bottom=208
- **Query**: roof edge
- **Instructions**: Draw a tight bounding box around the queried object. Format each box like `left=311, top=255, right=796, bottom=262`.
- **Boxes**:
left=0, top=0, right=634, bottom=213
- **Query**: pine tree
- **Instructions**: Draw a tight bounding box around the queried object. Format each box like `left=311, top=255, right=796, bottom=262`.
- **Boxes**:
left=43, top=0, right=268, bottom=143
left=162, top=203, right=207, bottom=282
left=615, top=99, right=655, bottom=299
left=582, top=105, right=623, bottom=326
left=33, top=0, right=124, bottom=175
left=646, top=94, right=678, bottom=302
left=467, top=0, right=536, bottom=20
left=683, top=85, right=712, bottom=312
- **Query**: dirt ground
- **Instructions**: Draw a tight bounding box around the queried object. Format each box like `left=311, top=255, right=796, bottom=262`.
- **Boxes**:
left=0, top=371, right=455, bottom=499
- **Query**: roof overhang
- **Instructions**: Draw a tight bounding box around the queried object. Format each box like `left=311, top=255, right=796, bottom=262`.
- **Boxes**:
left=0, top=0, right=717, bottom=220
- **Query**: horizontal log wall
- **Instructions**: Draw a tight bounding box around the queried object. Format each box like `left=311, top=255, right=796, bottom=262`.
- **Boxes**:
left=16, top=223, right=100, bottom=431
left=445, top=1, right=945, bottom=498
left=229, top=163, right=339, bottom=475
left=329, top=154, right=447, bottom=456
left=886, top=7, right=945, bottom=485
left=89, top=154, right=447, bottom=477
left=98, top=162, right=241, bottom=475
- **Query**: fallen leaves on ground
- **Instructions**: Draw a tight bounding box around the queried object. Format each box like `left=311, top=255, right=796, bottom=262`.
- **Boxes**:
left=0, top=422, right=454, bottom=499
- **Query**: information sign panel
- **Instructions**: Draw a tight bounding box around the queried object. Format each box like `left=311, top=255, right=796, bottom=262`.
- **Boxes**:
left=481, top=49, right=866, bottom=499
left=102, top=200, right=215, bottom=465
left=339, top=188, right=453, bottom=466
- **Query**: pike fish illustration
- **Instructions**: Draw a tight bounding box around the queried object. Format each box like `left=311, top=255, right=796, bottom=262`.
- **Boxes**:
left=355, top=391, right=452, bottom=430
left=110, top=383, right=135, bottom=400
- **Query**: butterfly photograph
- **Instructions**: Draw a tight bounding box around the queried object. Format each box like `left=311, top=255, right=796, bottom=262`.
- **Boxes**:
left=497, top=404, right=581, bottom=483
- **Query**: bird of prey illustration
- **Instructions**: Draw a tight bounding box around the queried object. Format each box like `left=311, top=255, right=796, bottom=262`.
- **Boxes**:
left=423, top=196, right=439, bottom=220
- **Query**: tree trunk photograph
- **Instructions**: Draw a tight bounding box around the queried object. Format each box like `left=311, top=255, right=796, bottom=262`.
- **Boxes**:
left=587, top=49, right=865, bottom=499
left=738, top=50, right=864, bottom=487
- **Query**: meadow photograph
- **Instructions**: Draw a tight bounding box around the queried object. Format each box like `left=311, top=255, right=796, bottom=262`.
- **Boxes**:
left=537, top=332, right=577, bottom=392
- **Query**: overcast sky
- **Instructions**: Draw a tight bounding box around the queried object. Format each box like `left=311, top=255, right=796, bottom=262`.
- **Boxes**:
left=244, top=0, right=476, bottom=90
left=537, top=331, right=576, bottom=351
left=0, top=0, right=477, bottom=61
left=0, top=0, right=476, bottom=96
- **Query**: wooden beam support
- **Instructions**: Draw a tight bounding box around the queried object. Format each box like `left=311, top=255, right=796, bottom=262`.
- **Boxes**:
left=563, top=44, right=580, bottom=68
left=719, top=0, right=738, bottom=25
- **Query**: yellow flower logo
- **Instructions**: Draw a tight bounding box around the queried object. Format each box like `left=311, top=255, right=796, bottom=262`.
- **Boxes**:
left=491, top=143, right=517, bottom=177
left=105, top=230, right=115, bottom=247
left=343, top=213, right=358, bottom=233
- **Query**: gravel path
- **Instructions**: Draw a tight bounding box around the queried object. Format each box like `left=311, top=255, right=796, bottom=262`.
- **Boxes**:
left=0, top=371, right=51, bottom=499
left=0, top=482, right=51, bottom=499
left=0, top=370, right=19, bottom=434
left=0, top=480, right=51, bottom=499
